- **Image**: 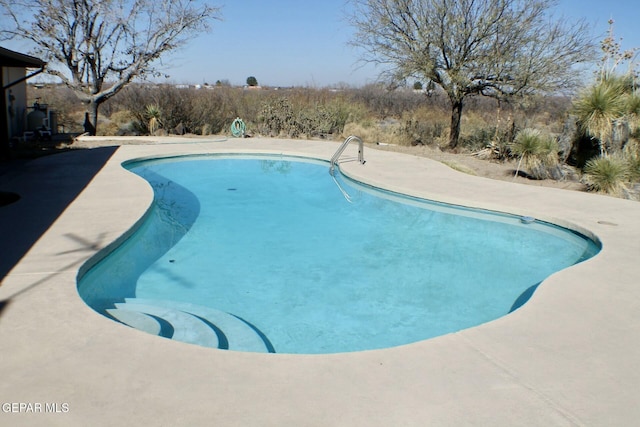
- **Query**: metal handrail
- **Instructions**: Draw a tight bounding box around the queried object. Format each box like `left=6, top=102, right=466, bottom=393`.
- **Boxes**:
left=329, top=135, right=365, bottom=175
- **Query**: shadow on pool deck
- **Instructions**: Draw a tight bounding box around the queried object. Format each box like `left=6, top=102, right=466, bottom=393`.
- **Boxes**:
left=0, top=146, right=118, bottom=298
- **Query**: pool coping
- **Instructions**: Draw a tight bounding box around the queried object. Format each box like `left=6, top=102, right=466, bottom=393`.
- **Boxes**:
left=1, top=137, right=639, bottom=426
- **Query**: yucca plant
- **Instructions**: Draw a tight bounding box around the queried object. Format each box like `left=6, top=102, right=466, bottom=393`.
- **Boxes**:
left=625, top=91, right=640, bottom=133
left=583, top=154, right=629, bottom=195
left=573, top=76, right=629, bottom=155
left=145, top=104, right=162, bottom=135
left=509, top=128, right=559, bottom=179
left=625, top=147, right=640, bottom=182
left=625, top=91, right=640, bottom=115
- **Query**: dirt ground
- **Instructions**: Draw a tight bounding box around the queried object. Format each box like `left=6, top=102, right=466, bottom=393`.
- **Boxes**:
left=370, top=142, right=587, bottom=192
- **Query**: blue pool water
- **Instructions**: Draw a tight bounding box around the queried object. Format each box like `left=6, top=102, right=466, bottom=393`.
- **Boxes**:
left=78, top=155, right=600, bottom=354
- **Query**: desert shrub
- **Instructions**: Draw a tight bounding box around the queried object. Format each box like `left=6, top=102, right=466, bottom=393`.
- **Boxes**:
left=342, top=120, right=404, bottom=145
left=459, top=127, right=495, bottom=152
left=259, top=97, right=296, bottom=136
left=456, top=108, right=507, bottom=153
left=113, top=84, right=247, bottom=135
left=324, top=98, right=356, bottom=135
left=629, top=121, right=640, bottom=142
left=583, top=154, right=629, bottom=195
left=510, top=128, right=560, bottom=179
left=348, top=84, right=440, bottom=118
left=461, top=124, right=514, bottom=158
left=289, top=90, right=365, bottom=137
left=624, top=140, right=640, bottom=182
left=459, top=104, right=517, bottom=161
left=626, top=152, right=640, bottom=182
left=97, top=110, right=136, bottom=136
left=400, top=106, right=449, bottom=146
left=31, top=81, right=575, bottom=147
left=513, top=95, right=572, bottom=132
left=190, top=89, right=240, bottom=135
left=533, top=137, right=563, bottom=179
left=114, top=85, right=158, bottom=134
left=151, top=88, right=195, bottom=133
left=299, top=106, right=332, bottom=137
left=256, top=94, right=362, bottom=138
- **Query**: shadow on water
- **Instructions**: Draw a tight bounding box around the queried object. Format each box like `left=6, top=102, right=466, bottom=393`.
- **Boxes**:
left=506, top=241, right=600, bottom=315
left=77, top=167, right=201, bottom=314
left=0, top=147, right=119, bottom=318
left=509, top=283, right=541, bottom=313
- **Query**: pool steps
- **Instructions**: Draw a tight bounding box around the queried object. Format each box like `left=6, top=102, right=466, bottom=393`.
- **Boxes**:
left=106, top=298, right=272, bottom=353
left=111, top=302, right=220, bottom=348
left=106, top=308, right=162, bottom=336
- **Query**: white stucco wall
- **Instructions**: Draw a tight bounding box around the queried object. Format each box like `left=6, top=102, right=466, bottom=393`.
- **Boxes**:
left=2, top=66, right=29, bottom=138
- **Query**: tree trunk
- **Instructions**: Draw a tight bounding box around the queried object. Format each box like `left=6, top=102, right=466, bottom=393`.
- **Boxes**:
left=83, top=100, right=99, bottom=135
left=447, top=99, right=464, bottom=150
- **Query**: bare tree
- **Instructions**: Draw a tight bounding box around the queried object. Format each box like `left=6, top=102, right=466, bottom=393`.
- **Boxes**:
left=0, top=0, right=221, bottom=134
left=348, top=0, right=594, bottom=149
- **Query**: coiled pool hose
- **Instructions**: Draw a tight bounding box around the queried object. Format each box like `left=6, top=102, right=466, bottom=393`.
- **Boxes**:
left=231, top=117, right=246, bottom=137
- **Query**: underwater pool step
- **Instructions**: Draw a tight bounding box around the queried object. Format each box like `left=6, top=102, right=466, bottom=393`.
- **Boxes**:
left=121, top=298, right=272, bottom=353
left=106, top=308, right=162, bottom=335
left=113, top=302, right=220, bottom=348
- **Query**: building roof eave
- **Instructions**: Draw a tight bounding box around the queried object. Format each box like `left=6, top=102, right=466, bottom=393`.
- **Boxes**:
left=0, top=46, right=46, bottom=68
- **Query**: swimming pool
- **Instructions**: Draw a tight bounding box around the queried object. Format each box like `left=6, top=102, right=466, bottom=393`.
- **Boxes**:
left=77, top=154, right=600, bottom=354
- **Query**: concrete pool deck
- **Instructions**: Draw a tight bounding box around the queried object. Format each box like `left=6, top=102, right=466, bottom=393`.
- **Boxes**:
left=0, top=137, right=638, bottom=426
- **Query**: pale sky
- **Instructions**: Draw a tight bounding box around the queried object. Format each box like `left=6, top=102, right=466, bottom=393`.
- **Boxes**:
left=4, top=0, right=640, bottom=87
left=163, top=0, right=640, bottom=87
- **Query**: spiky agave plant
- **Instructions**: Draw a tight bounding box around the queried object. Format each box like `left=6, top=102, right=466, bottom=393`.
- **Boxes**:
left=510, top=128, right=558, bottom=179
left=583, top=154, right=629, bottom=195
left=145, top=104, right=162, bottom=135
left=573, top=76, right=628, bottom=155
left=537, top=136, right=561, bottom=179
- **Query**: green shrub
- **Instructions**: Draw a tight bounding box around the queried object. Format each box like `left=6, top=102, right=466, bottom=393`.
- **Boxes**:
left=145, top=105, right=162, bottom=134
left=97, top=110, right=136, bottom=136
left=573, top=76, right=628, bottom=154
left=625, top=145, right=640, bottom=182
left=510, top=128, right=560, bottom=179
left=583, top=155, right=629, bottom=195
left=400, top=107, right=448, bottom=146
left=256, top=95, right=358, bottom=138
left=459, top=127, right=495, bottom=152
left=259, top=97, right=296, bottom=136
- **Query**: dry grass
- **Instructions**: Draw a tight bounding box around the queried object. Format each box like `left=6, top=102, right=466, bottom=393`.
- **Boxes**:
left=441, top=161, right=478, bottom=175
left=342, top=121, right=404, bottom=145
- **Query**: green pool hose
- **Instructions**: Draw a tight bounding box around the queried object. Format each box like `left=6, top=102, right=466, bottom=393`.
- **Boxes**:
left=231, top=117, right=246, bottom=137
